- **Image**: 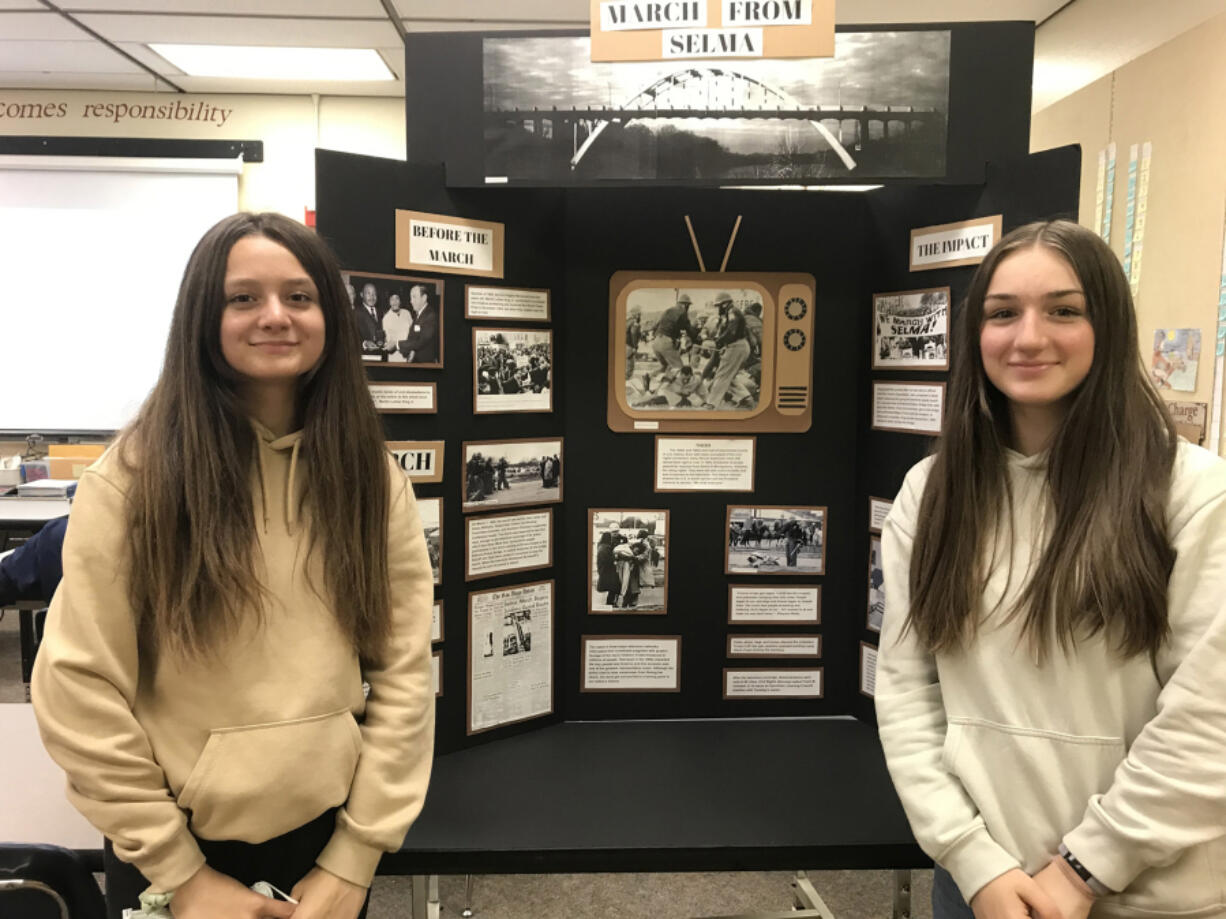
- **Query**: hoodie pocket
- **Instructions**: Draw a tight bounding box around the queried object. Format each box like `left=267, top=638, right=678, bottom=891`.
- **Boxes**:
left=177, top=708, right=362, bottom=842
left=945, top=718, right=1125, bottom=866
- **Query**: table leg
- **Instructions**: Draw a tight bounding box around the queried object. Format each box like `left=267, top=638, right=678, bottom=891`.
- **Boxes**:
left=410, top=875, right=427, bottom=919
left=893, top=869, right=912, bottom=919
left=790, top=871, right=835, bottom=919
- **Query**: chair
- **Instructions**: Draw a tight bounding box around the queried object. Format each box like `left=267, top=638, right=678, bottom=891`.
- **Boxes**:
left=0, top=843, right=106, bottom=919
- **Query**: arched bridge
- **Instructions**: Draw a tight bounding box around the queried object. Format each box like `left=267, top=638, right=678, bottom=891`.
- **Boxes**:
left=485, top=67, right=945, bottom=172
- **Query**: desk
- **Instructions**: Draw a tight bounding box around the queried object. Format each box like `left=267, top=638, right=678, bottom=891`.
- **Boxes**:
left=390, top=718, right=927, bottom=917
left=0, top=496, right=72, bottom=526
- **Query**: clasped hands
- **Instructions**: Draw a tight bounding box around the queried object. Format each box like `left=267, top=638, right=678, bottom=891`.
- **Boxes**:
left=970, top=857, right=1095, bottom=919
left=169, top=864, right=367, bottom=919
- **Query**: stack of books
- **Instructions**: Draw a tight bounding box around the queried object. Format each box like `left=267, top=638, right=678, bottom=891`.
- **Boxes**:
left=15, top=478, right=78, bottom=498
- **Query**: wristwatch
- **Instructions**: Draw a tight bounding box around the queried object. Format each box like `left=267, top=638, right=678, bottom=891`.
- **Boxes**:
left=1058, top=843, right=1114, bottom=897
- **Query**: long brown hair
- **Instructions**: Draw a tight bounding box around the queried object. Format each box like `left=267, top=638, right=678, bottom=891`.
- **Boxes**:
left=908, top=220, right=1176, bottom=658
left=121, top=212, right=392, bottom=667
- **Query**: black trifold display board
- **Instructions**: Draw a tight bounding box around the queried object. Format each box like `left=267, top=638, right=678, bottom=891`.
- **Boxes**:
left=316, top=142, right=1079, bottom=756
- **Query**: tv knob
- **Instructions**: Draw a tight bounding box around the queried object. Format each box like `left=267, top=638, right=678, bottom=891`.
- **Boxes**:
left=784, top=297, right=808, bottom=321
left=783, top=328, right=806, bottom=352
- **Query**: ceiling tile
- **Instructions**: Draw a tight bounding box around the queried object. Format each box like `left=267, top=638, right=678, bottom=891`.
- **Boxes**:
left=834, top=0, right=1050, bottom=24
left=74, top=13, right=400, bottom=46
left=0, top=71, right=167, bottom=90
left=60, top=0, right=385, bottom=13
left=0, top=38, right=144, bottom=73
left=0, top=10, right=95, bottom=39
left=392, top=0, right=586, bottom=22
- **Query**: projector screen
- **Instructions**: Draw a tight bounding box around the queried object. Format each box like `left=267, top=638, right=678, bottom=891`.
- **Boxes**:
left=0, top=155, right=241, bottom=435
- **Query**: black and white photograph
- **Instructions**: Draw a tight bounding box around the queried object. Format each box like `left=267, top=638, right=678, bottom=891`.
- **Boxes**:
left=589, top=509, right=669, bottom=614
left=624, top=288, right=764, bottom=413
left=462, top=437, right=563, bottom=512
left=418, top=496, right=442, bottom=586
left=473, top=327, right=553, bottom=414
left=867, top=535, right=884, bottom=632
left=502, top=607, right=532, bottom=656
left=872, top=287, right=950, bottom=370
left=483, top=31, right=950, bottom=183
left=725, top=505, right=826, bottom=575
left=342, top=270, right=443, bottom=368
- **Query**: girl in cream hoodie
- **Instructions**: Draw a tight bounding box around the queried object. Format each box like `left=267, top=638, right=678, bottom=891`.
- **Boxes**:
left=33, top=213, right=435, bottom=919
left=877, top=220, right=1226, bottom=919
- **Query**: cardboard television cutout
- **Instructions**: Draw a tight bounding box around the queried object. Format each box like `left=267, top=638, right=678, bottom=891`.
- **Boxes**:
left=609, top=271, right=814, bottom=433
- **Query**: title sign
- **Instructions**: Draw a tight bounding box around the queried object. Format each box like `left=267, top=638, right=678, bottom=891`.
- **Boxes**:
left=395, top=209, right=505, bottom=279
left=909, top=215, right=1003, bottom=272
left=590, top=0, right=833, bottom=62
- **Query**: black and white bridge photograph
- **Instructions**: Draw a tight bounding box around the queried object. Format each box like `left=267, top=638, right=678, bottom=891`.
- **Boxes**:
left=482, top=31, right=950, bottom=183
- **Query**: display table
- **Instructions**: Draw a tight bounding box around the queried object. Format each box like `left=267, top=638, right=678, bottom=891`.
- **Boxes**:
left=389, top=718, right=928, bottom=917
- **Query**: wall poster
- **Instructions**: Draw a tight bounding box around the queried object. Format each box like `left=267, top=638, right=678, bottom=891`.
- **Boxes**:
left=468, top=580, right=554, bottom=734
left=1151, top=329, right=1201, bottom=393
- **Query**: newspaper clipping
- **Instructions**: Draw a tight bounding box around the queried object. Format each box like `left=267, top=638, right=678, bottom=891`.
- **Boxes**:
left=469, top=580, right=554, bottom=733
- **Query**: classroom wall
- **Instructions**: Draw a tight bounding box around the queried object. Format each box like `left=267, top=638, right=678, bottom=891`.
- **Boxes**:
left=1030, top=11, right=1226, bottom=449
left=0, top=90, right=405, bottom=217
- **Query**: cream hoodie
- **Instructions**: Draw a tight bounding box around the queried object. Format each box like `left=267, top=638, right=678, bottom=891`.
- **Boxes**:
left=877, top=442, right=1226, bottom=917
left=32, top=425, right=436, bottom=893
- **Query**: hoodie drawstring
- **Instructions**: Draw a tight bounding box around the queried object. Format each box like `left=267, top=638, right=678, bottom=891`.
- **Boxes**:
left=286, top=438, right=301, bottom=533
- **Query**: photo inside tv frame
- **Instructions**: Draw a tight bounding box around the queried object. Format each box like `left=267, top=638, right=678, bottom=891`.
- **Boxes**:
left=623, top=286, right=770, bottom=415
left=482, top=30, right=951, bottom=183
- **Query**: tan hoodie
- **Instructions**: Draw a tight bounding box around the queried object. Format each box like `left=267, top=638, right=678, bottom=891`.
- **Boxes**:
left=31, top=424, right=436, bottom=893
left=877, top=442, right=1226, bottom=917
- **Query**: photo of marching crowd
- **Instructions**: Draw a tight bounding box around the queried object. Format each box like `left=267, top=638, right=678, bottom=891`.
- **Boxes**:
left=474, top=327, right=553, bottom=413
left=725, top=505, right=826, bottom=575
left=622, top=287, right=764, bottom=412
left=871, top=286, right=949, bottom=370
left=417, top=497, right=443, bottom=585
left=589, top=509, right=669, bottom=614
left=462, top=437, right=563, bottom=512
left=342, top=270, right=443, bottom=367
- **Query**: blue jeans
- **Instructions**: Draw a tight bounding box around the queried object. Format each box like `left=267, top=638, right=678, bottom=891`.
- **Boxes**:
left=932, top=865, right=976, bottom=919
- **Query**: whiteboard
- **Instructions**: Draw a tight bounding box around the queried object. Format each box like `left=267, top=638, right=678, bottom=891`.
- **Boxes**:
left=0, top=155, right=241, bottom=434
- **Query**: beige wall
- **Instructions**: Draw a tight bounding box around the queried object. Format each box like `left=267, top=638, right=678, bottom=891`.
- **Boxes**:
left=1031, top=12, right=1226, bottom=450
left=0, top=90, right=405, bottom=217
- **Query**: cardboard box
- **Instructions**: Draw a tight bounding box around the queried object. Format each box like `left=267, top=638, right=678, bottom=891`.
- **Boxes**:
left=48, top=456, right=96, bottom=479
left=49, top=444, right=106, bottom=459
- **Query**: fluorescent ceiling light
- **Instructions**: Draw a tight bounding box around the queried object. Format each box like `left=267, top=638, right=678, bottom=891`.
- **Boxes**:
left=149, top=44, right=395, bottom=81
